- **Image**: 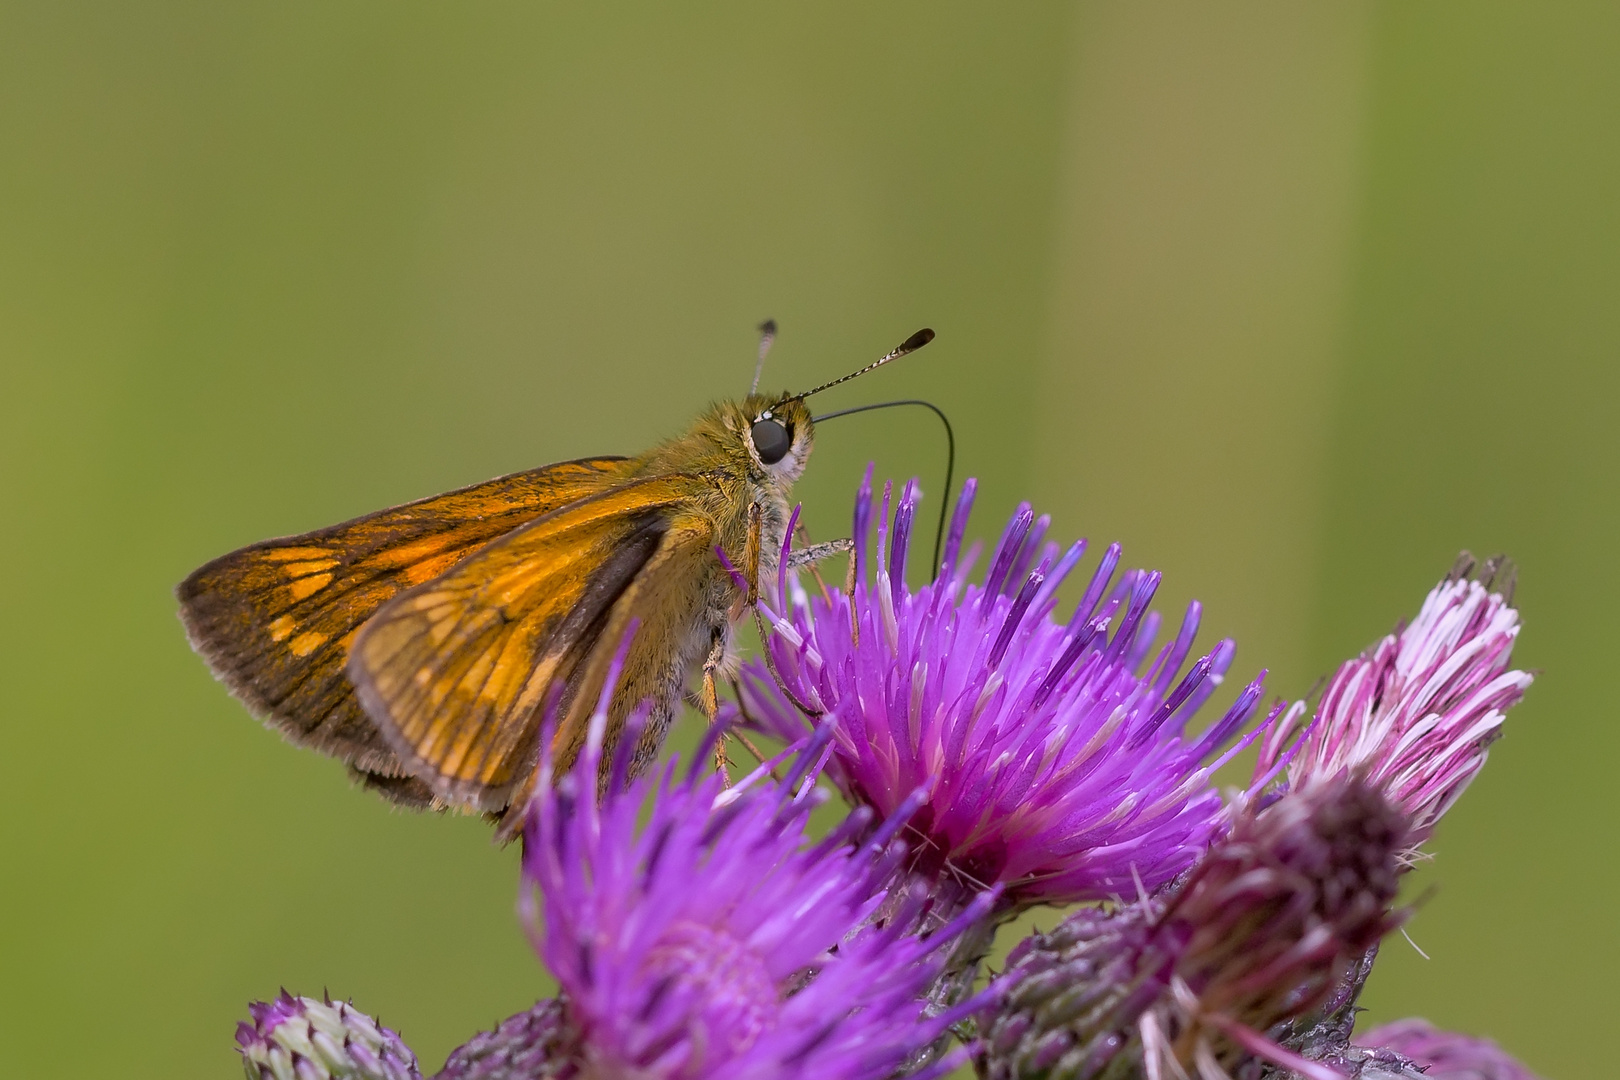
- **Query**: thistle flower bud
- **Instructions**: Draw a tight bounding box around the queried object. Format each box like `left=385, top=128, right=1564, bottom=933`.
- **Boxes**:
left=434, top=998, right=579, bottom=1080
left=982, top=777, right=1407, bottom=1080
left=236, top=992, right=421, bottom=1080
left=1259, top=556, right=1530, bottom=839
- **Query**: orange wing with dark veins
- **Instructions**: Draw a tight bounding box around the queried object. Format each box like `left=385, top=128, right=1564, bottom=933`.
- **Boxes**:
left=176, top=457, right=630, bottom=803
left=347, top=473, right=719, bottom=818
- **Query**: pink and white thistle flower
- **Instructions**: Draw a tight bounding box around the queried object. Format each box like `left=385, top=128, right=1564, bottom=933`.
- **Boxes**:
left=1258, top=556, right=1532, bottom=840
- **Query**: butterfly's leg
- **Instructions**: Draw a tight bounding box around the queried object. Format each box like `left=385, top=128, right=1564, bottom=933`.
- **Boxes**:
left=779, top=522, right=858, bottom=650
left=785, top=538, right=853, bottom=570
left=680, top=681, right=770, bottom=779
left=702, top=505, right=766, bottom=783
left=699, top=629, right=731, bottom=783
left=743, top=500, right=826, bottom=724
left=750, top=606, right=826, bottom=719
left=726, top=676, right=783, bottom=781
left=699, top=634, right=725, bottom=720
left=743, top=502, right=763, bottom=606
left=793, top=520, right=837, bottom=604
left=845, top=543, right=860, bottom=646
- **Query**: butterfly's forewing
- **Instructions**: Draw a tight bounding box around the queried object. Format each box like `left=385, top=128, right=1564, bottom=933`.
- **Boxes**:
left=347, top=474, right=718, bottom=816
left=177, top=457, right=631, bottom=799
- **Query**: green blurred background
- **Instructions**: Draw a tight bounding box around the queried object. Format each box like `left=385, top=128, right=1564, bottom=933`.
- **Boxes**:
left=2, top=3, right=1614, bottom=1076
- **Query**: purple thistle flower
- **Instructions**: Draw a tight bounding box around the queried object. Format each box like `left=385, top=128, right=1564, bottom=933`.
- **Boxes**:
left=980, top=776, right=1409, bottom=1080
left=1357, top=1019, right=1542, bottom=1080
left=1258, top=555, right=1532, bottom=838
left=738, top=471, right=1274, bottom=908
left=516, top=671, right=994, bottom=1080
left=236, top=991, right=421, bottom=1080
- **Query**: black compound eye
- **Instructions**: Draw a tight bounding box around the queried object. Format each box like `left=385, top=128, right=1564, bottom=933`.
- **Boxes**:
left=750, top=418, right=792, bottom=465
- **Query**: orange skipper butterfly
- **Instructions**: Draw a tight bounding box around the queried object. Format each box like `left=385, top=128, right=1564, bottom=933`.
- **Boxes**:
left=178, top=326, right=934, bottom=837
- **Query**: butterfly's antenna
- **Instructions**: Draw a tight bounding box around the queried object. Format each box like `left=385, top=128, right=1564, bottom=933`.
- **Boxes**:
left=792, top=328, right=935, bottom=403
left=812, top=398, right=955, bottom=582
left=750, top=319, right=778, bottom=395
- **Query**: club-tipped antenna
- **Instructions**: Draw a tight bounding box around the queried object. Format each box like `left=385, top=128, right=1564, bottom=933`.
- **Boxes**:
left=812, top=398, right=955, bottom=582
left=750, top=319, right=778, bottom=394
left=792, top=327, right=935, bottom=403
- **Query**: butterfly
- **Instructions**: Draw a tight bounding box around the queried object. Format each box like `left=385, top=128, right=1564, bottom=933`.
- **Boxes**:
left=177, top=325, right=935, bottom=838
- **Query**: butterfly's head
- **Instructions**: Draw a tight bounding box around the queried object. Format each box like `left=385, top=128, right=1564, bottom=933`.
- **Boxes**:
left=737, top=394, right=815, bottom=486
left=729, top=326, right=935, bottom=487
left=673, top=326, right=935, bottom=494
